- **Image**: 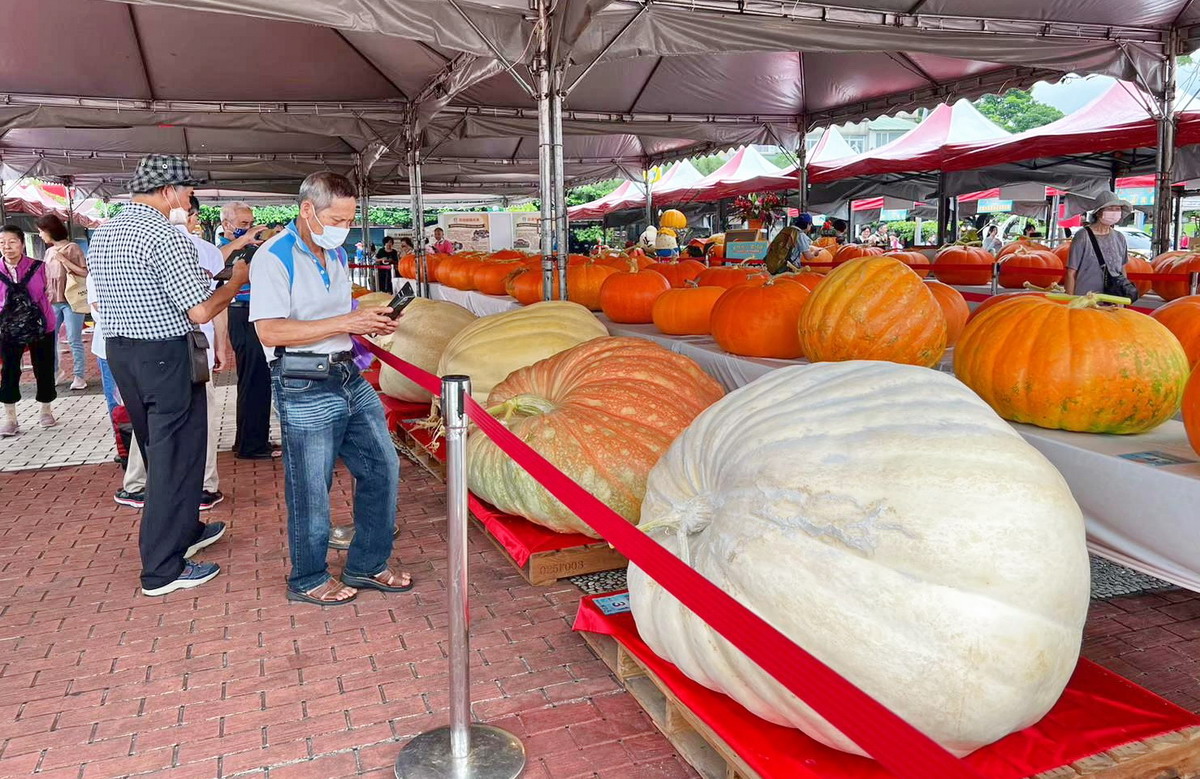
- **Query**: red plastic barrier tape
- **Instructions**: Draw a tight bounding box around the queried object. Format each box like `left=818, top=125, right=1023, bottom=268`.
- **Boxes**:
left=355, top=336, right=983, bottom=779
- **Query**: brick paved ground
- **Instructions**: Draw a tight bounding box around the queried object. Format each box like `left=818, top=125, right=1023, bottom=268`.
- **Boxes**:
left=2, top=391, right=1199, bottom=778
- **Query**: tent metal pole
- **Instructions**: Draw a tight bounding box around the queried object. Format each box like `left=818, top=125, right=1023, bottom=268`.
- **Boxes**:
left=534, top=0, right=555, bottom=301
left=643, top=167, right=653, bottom=232
left=357, top=159, right=373, bottom=290
left=1153, top=35, right=1179, bottom=257
left=797, top=117, right=809, bottom=214
left=64, top=176, right=74, bottom=241
left=1173, top=189, right=1185, bottom=250
left=1049, top=192, right=1061, bottom=244
left=408, top=143, right=429, bottom=298
left=552, top=66, right=569, bottom=301
left=936, top=173, right=948, bottom=246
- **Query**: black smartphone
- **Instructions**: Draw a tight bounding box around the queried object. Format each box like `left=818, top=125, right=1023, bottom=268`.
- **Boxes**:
left=386, top=282, right=416, bottom=319
left=214, top=245, right=257, bottom=281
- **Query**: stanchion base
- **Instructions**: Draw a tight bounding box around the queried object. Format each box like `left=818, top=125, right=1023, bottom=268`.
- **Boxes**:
left=394, top=725, right=526, bottom=779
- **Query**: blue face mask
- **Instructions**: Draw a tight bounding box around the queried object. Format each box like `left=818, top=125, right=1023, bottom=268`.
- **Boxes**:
left=232, top=228, right=248, bottom=239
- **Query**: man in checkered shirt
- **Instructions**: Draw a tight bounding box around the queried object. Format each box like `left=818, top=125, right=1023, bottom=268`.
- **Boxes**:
left=88, top=155, right=250, bottom=597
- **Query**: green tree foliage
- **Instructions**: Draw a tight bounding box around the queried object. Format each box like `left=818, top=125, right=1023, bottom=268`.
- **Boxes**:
left=975, top=89, right=1065, bottom=133
left=565, top=179, right=622, bottom=207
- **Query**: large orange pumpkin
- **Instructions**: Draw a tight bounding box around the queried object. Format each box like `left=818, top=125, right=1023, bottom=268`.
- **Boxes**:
left=648, top=259, right=707, bottom=288
left=967, top=290, right=1060, bottom=323
left=398, top=253, right=417, bottom=279
left=439, top=256, right=482, bottom=290
left=883, top=251, right=932, bottom=278
left=798, top=256, right=947, bottom=368
left=710, top=279, right=811, bottom=359
left=505, top=265, right=560, bottom=305
left=954, top=295, right=1190, bottom=434
left=465, top=336, right=724, bottom=536
left=652, top=285, right=726, bottom=336
left=832, top=244, right=884, bottom=267
left=1153, top=251, right=1200, bottom=301
left=1185, top=368, right=1200, bottom=454
left=1125, top=255, right=1154, bottom=297
left=490, top=249, right=527, bottom=261
left=473, top=261, right=524, bottom=296
left=924, top=280, right=970, bottom=347
left=998, top=239, right=1051, bottom=258
left=780, top=271, right=824, bottom=291
left=695, top=264, right=768, bottom=289
left=1150, top=295, right=1200, bottom=368
left=934, top=246, right=994, bottom=286
left=599, top=267, right=671, bottom=323
left=566, top=261, right=618, bottom=311
left=998, top=247, right=1064, bottom=289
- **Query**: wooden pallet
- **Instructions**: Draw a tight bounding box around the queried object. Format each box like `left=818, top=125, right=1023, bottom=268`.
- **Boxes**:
left=470, top=516, right=627, bottom=586
left=392, top=425, right=445, bottom=481
left=581, top=630, right=1200, bottom=779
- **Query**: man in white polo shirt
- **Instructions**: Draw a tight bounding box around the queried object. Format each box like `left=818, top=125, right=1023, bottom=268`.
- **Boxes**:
left=250, top=171, right=413, bottom=607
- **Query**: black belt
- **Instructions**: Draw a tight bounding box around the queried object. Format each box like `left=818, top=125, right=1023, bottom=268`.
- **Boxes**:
left=273, top=348, right=355, bottom=364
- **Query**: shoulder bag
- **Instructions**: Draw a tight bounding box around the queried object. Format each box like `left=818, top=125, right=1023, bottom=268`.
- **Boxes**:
left=1082, top=227, right=1139, bottom=302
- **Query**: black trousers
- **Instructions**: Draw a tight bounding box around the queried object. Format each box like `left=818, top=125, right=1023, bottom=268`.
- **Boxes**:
left=107, top=335, right=206, bottom=589
left=227, top=304, right=272, bottom=457
left=0, top=332, right=57, bottom=405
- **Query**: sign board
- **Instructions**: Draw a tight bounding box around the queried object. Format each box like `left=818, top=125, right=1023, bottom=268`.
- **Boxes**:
left=1117, top=187, right=1155, bottom=207
left=438, top=213, right=492, bottom=253
left=724, top=228, right=768, bottom=261
left=977, top=198, right=1014, bottom=214
left=513, top=214, right=540, bottom=251
left=880, top=208, right=908, bottom=221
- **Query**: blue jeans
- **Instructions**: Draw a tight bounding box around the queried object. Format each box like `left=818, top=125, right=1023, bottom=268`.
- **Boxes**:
left=97, top=357, right=119, bottom=417
left=272, top=361, right=400, bottom=593
left=52, top=302, right=86, bottom=378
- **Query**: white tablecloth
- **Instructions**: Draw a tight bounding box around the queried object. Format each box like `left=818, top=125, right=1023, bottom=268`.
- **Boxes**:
left=405, top=280, right=520, bottom=317
left=412, top=285, right=1200, bottom=591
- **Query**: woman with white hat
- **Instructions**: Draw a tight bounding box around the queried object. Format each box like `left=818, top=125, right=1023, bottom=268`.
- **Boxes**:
left=1065, top=192, right=1133, bottom=296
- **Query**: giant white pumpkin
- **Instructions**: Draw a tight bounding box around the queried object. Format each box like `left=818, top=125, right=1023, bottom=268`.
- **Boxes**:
left=628, top=361, right=1089, bottom=757
left=379, top=298, right=476, bottom=402
left=437, top=301, right=608, bottom=402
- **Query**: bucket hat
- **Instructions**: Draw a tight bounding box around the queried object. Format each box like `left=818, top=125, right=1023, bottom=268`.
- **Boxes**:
left=128, top=154, right=205, bottom=193
left=1091, top=191, right=1133, bottom=218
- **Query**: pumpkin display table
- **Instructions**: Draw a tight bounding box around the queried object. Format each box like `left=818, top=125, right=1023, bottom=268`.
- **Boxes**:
left=398, top=277, right=520, bottom=317
left=394, top=283, right=1200, bottom=594
left=574, top=593, right=1200, bottom=779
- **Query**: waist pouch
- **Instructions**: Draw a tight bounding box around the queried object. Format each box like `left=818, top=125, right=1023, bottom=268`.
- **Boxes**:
left=278, top=351, right=332, bottom=381
left=187, top=331, right=210, bottom=384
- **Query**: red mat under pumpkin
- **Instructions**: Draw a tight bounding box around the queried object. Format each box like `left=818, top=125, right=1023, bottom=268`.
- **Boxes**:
left=394, top=416, right=605, bottom=566
left=574, top=593, right=1200, bottom=779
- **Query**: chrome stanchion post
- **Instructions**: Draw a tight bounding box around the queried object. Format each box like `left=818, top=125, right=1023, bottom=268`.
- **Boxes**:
left=1191, top=271, right=1199, bottom=297
left=991, top=262, right=1000, bottom=296
left=395, top=375, right=526, bottom=779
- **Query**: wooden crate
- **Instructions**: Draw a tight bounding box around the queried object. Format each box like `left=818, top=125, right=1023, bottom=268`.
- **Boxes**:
left=392, top=426, right=445, bottom=481
left=470, top=516, right=627, bottom=587
left=581, top=630, right=1200, bottom=779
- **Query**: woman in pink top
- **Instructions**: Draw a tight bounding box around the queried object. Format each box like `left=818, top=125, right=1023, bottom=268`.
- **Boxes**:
left=37, top=214, right=89, bottom=390
left=0, top=225, right=57, bottom=435
left=429, top=227, right=455, bottom=255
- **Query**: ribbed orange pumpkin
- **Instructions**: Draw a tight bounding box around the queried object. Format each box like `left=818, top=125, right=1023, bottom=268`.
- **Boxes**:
left=490, top=249, right=526, bottom=261
left=813, top=236, right=839, bottom=250
left=1185, top=368, right=1200, bottom=454
left=998, top=239, right=1051, bottom=258
left=1053, top=241, right=1072, bottom=264
left=967, top=291, right=1069, bottom=323
left=465, top=336, right=724, bottom=536
left=648, top=259, right=706, bottom=288
left=832, top=244, right=884, bottom=268
left=1150, top=295, right=1200, bottom=368
left=781, top=271, right=824, bottom=291
left=474, top=261, right=524, bottom=296
left=566, top=262, right=618, bottom=311
left=505, top=266, right=560, bottom=305
left=1125, top=255, right=1154, bottom=296
left=695, top=265, right=768, bottom=289
left=652, top=285, right=726, bottom=335
left=998, top=247, right=1064, bottom=289
left=711, top=279, right=811, bottom=359
left=798, top=256, right=947, bottom=367
left=804, top=247, right=836, bottom=274
left=924, top=280, right=970, bottom=347
left=954, top=295, right=1190, bottom=434
left=1153, top=252, right=1200, bottom=301
left=599, top=267, right=671, bottom=323
left=398, top=253, right=417, bottom=279
left=883, top=251, right=931, bottom=278
left=934, top=245, right=994, bottom=286
left=438, top=256, right=481, bottom=290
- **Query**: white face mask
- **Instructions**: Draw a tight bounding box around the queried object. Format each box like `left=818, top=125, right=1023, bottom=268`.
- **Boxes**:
left=1098, top=209, right=1123, bottom=226
left=167, top=189, right=189, bottom=225
left=307, top=214, right=349, bottom=250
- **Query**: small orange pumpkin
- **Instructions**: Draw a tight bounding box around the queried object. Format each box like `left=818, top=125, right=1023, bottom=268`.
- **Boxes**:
left=505, top=265, right=560, bottom=305
left=998, top=247, right=1064, bottom=289
left=695, top=264, right=769, bottom=289
left=648, top=259, right=707, bottom=288
left=934, top=246, right=994, bottom=286
left=473, top=261, right=523, bottom=296
left=652, top=285, right=726, bottom=336
left=924, top=280, right=970, bottom=347
left=599, top=267, right=671, bottom=323
left=566, top=261, right=619, bottom=311
left=1153, top=251, right=1200, bottom=301
left=711, top=279, right=811, bottom=359
left=1125, top=255, right=1154, bottom=297
left=832, top=244, right=884, bottom=267
left=883, top=251, right=932, bottom=279
left=1150, top=295, right=1200, bottom=368
left=1184, top=368, right=1200, bottom=455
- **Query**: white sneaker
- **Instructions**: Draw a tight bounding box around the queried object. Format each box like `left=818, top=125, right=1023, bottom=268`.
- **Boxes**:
left=0, top=420, right=18, bottom=437
left=70, top=377, right=87, bottom=391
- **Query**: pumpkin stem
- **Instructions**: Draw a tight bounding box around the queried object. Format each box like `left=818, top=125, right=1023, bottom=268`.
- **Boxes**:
left=1022, top=281, right=1065, bottom=293
left=1060, top=292, right=1131, bottom=309
left=488, top=393, right=557, bottom=421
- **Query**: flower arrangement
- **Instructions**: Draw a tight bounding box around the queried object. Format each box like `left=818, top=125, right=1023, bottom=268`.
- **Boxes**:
left=732, top=192, right=785, bottom=229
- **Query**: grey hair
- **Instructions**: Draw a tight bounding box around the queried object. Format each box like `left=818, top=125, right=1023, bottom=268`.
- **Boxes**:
left=220, top=201, right=253, bottom=223
left=299, top=172, right=357, bottom=213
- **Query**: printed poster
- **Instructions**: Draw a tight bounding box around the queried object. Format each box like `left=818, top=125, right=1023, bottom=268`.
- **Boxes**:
left=513, top=214, right=541, bottom=252
left=442, top=213, right=492, bottom=253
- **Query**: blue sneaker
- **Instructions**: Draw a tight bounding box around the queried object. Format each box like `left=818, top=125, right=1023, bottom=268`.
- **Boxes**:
left=141, top=561, right=220, bottom=597
left=185, top=522, right=226, bottom=559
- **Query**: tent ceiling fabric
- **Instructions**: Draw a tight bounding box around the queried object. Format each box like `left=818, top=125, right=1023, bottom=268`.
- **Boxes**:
left=0, top=0, right=1191, bottom=193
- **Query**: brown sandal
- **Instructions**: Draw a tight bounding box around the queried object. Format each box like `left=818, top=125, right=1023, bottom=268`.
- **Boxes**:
left=287, top=578, right=359, bottom=606
left=341, top=568, right=414, bottom=593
